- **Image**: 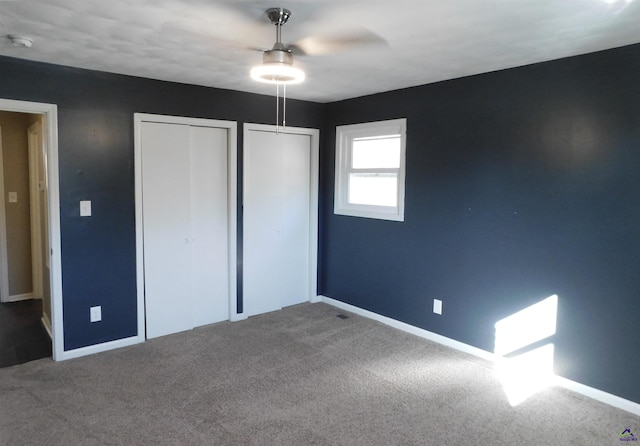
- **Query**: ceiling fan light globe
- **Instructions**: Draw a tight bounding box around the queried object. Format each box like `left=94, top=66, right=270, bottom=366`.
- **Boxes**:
left=250, top=64, right=305, bottom=84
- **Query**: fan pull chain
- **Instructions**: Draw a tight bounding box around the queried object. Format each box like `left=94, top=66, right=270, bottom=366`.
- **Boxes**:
left=274, top=82, right=288, bottom=135
left=283, top=83, right=287, bottom=130
left=276, top=82, right=280, bottom=134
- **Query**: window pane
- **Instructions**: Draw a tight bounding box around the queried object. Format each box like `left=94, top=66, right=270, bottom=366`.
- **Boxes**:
left=349, top=173, right=398, bottom=206
left=352, top=136, right=401, bottom=169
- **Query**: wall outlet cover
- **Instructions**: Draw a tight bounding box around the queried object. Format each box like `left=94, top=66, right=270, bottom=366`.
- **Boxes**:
left=433, top=299, right=443, bottom=315
left=90, top=305, right=102, bottom=322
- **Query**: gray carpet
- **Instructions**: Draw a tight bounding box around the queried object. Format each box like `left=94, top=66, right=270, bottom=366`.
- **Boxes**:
left=0, top=303, right=635, bottom=445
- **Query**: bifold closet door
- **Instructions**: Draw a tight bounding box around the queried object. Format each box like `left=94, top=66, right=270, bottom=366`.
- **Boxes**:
left=243, top=129, right=311, bottom=317
left=189, top=126, right=229, bottom=328
left=141, top=122, right=229, bottom=339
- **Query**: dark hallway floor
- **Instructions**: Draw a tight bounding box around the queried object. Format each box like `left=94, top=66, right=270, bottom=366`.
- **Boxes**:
left=0, top=299, right=52, bottom=368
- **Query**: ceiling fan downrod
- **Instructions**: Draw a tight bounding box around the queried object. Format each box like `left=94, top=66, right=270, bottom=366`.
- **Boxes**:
left=263, top=8, right=293, bottom=65
left=265, top=8, right=292, bottom=134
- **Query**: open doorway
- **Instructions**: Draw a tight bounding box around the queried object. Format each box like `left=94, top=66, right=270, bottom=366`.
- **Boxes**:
left=0, top=111, right=51, bottom=366
left=0, top=99, right=62, bottom=363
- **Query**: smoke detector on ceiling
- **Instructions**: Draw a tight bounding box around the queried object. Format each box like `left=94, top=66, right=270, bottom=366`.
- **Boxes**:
left=8, top=35, right=33, bottom=48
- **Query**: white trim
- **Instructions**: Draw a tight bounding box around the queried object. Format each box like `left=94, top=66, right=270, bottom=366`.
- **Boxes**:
left=320, top=295, right=495, bottom=362
left=230, top=313, right=248, bottom=322
left=319, top=295, right=640, bottom=416
left=334, top=118, right=407, bottom=222
left=226, top=122, right=240, bottom=322
left=28, top=121, right=44, bottom=299
left=0, top=99, right=63, bottom=362
left=243, top=123, right=320, bottom=311
left=134, top=113, right=239, bottom=338
left=57, top=336, right=142, bottom=361
left=41, top=313, right=52, bottom=339
left=5, top=292, right=34, bottom=302
left=0, top=125, right=9, bottom=303
left=553, top=376, right=640, bottom=415
left=134, top=116, right=145, bottom=341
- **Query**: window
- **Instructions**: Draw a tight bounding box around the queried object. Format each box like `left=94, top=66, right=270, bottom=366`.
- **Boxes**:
left=334, top=118, right=407, bottom=221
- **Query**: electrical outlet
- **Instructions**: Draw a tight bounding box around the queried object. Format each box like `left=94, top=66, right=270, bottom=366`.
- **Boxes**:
left=90, top=305, right=102, bottom=322
left=433, top=299, right=443, bottom=315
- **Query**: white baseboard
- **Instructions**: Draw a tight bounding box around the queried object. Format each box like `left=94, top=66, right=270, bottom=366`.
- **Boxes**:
left=553, top=375, right=640, bottom=416
left=4, top=292, right=34, bottom=303
left=41, top=313, right=52, bottom=339
left=57, top=335, right=145, bottom=361
left=61, top=310, right=249, bottom=361
left=319, top=295, right=640, bottom=416
left=230, top=313, right=248, bottom=322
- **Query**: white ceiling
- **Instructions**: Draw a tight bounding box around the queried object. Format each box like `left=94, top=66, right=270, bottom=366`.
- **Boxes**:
left=1, top=0, right=640, bottom=103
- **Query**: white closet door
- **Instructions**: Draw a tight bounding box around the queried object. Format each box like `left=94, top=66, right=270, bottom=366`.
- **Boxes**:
left=141, top=122, right=229, bottom=339
left=141, top=122, right=193, bottom=338
left=244, top=129, right=311, bottom=317
left=190, top=126, right=229, bottom=327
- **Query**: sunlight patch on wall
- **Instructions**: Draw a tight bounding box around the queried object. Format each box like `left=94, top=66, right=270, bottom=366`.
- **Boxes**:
left=494, top=295, right=557, bottom=356
left=494, top=295, right=558, bottom=406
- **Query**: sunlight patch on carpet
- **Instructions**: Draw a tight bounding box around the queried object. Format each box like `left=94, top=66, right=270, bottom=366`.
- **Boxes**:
left=494, top=294, right=558, bottom=406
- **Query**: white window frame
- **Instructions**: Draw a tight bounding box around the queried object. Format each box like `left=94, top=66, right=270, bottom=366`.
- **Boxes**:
left=334, top=118, right=407, bottom=221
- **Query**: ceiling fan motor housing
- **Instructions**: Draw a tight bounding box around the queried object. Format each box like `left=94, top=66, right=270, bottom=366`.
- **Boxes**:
left=263, top=47, right=293, bottom=66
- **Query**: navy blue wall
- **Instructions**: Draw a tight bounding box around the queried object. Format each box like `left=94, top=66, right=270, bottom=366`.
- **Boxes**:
left=2, top=42, right=639, bottom=405
left=320, top=43, right=640, bottom=403
left=0, top=55, right=324, bottom=350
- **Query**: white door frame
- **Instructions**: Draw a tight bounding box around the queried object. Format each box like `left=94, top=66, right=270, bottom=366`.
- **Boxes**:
left=242, top=123, right=320, bottom=311
left=0, top=98, right=63, bottom=360
left=28, top=120, right=45, bottom=299
left=0, top=125, right=8, bottom=303
left=134, top=113, right=239, bottom=339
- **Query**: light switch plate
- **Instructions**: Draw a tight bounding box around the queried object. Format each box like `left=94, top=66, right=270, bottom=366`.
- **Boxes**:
left=8, top=192, right=17, bottom=203
left=80, top=200, right=92, bottom=217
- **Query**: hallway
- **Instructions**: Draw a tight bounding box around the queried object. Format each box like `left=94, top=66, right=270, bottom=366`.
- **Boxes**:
left=0, top=299, right=51, bottom=368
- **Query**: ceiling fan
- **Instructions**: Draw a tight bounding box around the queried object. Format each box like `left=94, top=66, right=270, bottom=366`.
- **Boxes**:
left=244, top=6, right=385, bottom=130
left=248, top=7, right=386, bottom=84
left=160, top=5, right=385, bottom=75
left=159, top=4, right=385, bottom=128
left=250, top=8, right=304, bottom=84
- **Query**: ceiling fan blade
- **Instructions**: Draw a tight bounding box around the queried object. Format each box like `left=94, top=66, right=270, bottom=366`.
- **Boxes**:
left=290, top=28, right=387, bottom=56
left=158, top=20, right=267, bottom=51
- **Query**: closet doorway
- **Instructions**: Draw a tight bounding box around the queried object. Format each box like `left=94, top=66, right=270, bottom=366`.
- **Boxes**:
left=134, top=114, right=238, bottom=339
left=243, top=124, right=319, bottom=317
